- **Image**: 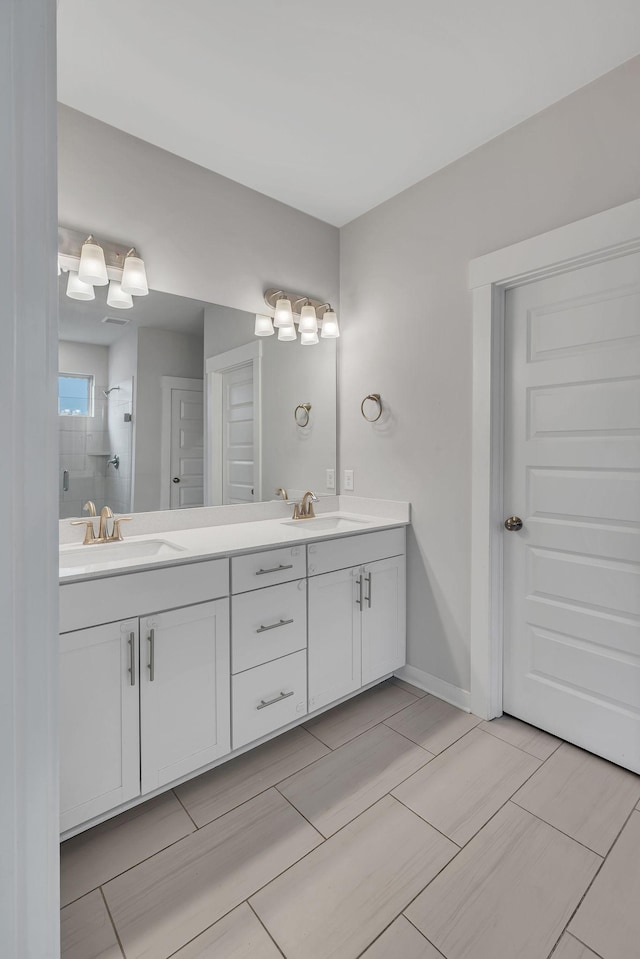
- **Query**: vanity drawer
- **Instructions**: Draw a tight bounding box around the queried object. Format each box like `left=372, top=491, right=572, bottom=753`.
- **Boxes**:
left=232, top=579, right=307, bottom=674
left=307, top=528, right=406, bottom=576
left=232, top=649, right=307, bottom=749
left=231, top=545, right=306, bottom=594
left=60, top=558, right=230, bottom=633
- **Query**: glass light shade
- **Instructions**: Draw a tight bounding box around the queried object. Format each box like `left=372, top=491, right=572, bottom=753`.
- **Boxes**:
left=299, top=303, right=318, bottom=334
left=300, top=329, right=319, bottom=345
left=107, top=279, right=134, bottom=310
left=274, top=297, right=293, bottom=328
left=320, top=310, right=340, bottom=338
left=278, top=324, right=297, bottom=341
left=254, top=313, right=274, bottom=336
left=66, top=271, right=95, bottom=301
left=78, top=237, right=108, bottom=286
left=121, top=251, right=149, bottom=296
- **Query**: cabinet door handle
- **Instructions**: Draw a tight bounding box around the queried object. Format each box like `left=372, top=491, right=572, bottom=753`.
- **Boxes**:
left=257, top=690, right=294, bottom=710
left=147, top=629, right=155, bottom=682
left=255, top=563, right=294, bottom=576
left=365, top=572, right=372, bottom=608
left=256, top=618, right=294, bottom=634
left=128, top=632, right=136, bottom=686
left=355, top=573, right=364, bottom=607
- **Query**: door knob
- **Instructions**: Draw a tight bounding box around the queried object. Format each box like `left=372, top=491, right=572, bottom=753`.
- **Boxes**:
left=504, top=516, right=523, bottom=532
left=172, top=477, right=180, bottom=484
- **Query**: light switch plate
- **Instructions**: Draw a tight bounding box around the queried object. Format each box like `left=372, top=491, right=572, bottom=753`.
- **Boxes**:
left=343, top=469, right=354, bottom=491
left=326, top=468, right=335, bottom=490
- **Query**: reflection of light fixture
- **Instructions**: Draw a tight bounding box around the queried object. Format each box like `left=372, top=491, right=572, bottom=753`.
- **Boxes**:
left=107, top=279, right=134, bottom=310
left=254, top=314, right=274, bottom=336
left=120, top=248, right=149, bottom=296
left=261, top=288, right=338, bottom=346
left=66, top=271, right=95, bottom=301
left=78, top=235, right=108, bottom=286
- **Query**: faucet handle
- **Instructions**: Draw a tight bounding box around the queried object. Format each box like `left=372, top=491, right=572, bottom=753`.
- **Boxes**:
left=70, top=518, right=97, bottom=545
left=111, top=517, right=132, bottom=541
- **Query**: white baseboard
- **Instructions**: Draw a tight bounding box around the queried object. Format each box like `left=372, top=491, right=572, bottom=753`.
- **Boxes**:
left=395, top=665, right=471, bottom=713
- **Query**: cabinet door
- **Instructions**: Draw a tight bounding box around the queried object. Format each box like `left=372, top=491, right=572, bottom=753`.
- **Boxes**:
left=60, top=619, right=140, bottom=832
left=308, top=567, right=361, bottom=712
left=361, top=555, right=406, bottom=685
left=140, top=599, right=230, bottom=793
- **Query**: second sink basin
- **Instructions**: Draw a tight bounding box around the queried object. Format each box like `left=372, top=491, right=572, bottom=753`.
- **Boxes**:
left=282, top=514, right=372, bottom=532
left=60, top=538, right=185, bottom=571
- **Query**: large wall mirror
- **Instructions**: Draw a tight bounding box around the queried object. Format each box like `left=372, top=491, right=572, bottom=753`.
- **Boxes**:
left=58, top=276, right=337, bottom=519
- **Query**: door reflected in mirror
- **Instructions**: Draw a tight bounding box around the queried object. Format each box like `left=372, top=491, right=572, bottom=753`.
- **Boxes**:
left=58, top=277, right=337, bottom=519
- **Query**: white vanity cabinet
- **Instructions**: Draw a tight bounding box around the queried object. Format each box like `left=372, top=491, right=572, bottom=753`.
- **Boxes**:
left=60, top=619, right=140, bottom=833
left=307, top=529, right=406, bottom=712
left=140, top=599, right=230, bottom=794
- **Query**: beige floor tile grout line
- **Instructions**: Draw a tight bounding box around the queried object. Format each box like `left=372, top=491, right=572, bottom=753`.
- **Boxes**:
left=99, top=886, right=126, bottom=959
left=247, top=900, right=288, bottom=959
left=170, top=787, right=199, bottom=831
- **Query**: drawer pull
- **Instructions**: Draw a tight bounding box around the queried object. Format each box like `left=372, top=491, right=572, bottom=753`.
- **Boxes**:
left=256, top=618, right=294, bottom=634
left=128, top=632, right=136, bottom=686
left=255, top=563, right=294, bottom=576
left=147, top=628, right=155, bottom=682
left=365, top=572, right=372, bottom=608
left=257, top=690, right=294, bottom=710
left=356, top=573, right=364, bottom=607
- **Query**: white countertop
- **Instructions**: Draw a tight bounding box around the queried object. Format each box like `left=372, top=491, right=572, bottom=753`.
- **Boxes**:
left=59, top=507, right=409, bottom=583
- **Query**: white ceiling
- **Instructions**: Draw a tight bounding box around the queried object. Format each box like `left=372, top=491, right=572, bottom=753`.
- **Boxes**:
left=57, top=0, right=640, bottom=226
left=58, top=276, right=208, bottom=346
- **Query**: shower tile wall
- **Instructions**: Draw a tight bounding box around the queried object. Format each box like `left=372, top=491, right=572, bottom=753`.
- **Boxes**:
left=105, top=378, right=134, bottom=514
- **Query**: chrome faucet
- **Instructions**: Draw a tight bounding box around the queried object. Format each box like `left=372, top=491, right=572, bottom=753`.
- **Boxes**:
left=292, top=490, right=318, bottom=520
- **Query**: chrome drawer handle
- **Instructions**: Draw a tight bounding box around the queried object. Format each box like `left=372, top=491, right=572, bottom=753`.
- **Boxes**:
left=256, top=618, right=294, bottom=634
left=147, top=628, right=155, bottom=682
left=128, top=632, right=136, bottom=686
left=365, top=572, right=372, bottom=608
left=255, top=563, right=294, bottom=576
left=257, top=690, right=294, bottom=710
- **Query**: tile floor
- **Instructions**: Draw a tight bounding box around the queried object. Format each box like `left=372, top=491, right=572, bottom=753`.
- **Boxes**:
left=60, top=678, right=640, bottom=959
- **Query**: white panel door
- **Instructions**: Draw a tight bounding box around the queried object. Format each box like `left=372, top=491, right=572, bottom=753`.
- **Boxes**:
left=308, top=567, right=362, bottom=712
left=140, top=599, right=230, bottom=793
left=170, top=387, right=204, bottom=508
left=504, top=252, right=640, bottom=773
left=361, top=555, right=406, bottom=685
left=222, top=363, right=255, bottom=504
left=60, top=619, right=140, bottom=832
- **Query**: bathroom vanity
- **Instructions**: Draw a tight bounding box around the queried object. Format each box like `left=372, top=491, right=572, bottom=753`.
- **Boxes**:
left=59, top=506, right=408, bottom=835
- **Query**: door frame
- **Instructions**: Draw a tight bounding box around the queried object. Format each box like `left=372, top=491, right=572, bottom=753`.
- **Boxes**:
left=469, top=197, right=640, bottom=720
left=160, top=376, right=204, bottom=510
left=205, top=341, right=262, bottom=505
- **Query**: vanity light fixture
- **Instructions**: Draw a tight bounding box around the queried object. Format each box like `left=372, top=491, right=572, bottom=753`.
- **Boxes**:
left=66, top=271, right=95, bottom=301
left=58, top=227, right=149, bottom=304
left=106, top=279, right=134, bottom=310
left=261, top=288, right=339, bottom=345
left=78, top=235, right=109, bottom=286
left=120, top=248, right=149, bottom=297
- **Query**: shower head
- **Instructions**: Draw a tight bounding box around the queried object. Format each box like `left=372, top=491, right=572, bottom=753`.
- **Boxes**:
left=103, top=386, right=121, bottom=397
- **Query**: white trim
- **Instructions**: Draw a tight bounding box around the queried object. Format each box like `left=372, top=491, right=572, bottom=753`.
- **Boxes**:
left=394, top=666, right=471, bottom=712
left=469, top=198, right=640, bottom=720
left=206, top=342, right=262, bottom=506
left=160, top=376, right=203, bottom=510
left=0, top=0, right=59, bottom=955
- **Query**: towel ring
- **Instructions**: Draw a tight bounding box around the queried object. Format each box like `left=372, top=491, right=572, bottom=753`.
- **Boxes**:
left=294, top=402, right=312, bottom=427
left=361, top=393, right=383, bottom=423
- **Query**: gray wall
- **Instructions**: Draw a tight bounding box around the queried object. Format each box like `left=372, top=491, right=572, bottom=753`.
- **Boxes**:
left=134, top=327, right=204, bottom=511
left=58, top=105, right=340, bottom=315
left=339, top=56, right=640, bottom=694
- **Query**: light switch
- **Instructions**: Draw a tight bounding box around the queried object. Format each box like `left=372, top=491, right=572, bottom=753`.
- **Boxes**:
left=326, top=468, right=335, bottom=490
left=343, top=469, right=354, bottom=491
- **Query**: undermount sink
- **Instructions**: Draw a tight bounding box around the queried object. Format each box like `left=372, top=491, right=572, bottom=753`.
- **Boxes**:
left=59, top=539, right=185, bottom=570
left=282, top=514, right=372, bottom=531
